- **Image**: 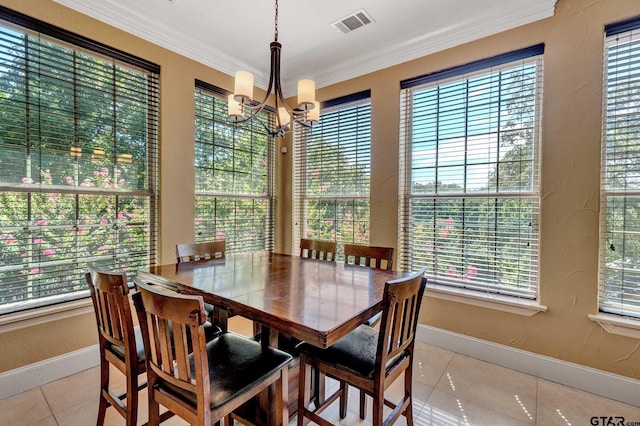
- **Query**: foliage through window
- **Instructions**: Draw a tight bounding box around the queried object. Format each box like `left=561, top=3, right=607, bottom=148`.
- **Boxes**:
left=293, top=91, right=371, bottom=259
left=0, top=12, right=159, bottom=315
left=194, top=81, right=275, bottom=253
left=399, top=46, right=543, bottom=299
left=599, top=18, right=640, bottom=318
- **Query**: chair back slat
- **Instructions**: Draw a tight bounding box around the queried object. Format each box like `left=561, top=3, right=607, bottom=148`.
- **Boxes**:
left=147, top=313, right=161, bottom=370
left=405, top=296, right=417, bottom=341
left=176, top=240, right=226, bottom=263
left=388, top=303, right=399, bottom=352
left=300, top=238, right=337, bottom=261
left=96, top=292, right=112, bottom=339
left=173, top=324, right=190, bottom=380
left=400, top=297, right=415, bottom=343
left=108, top=294, right=123, bottom=341
left=157, top=318, right=174, bottom=376
left=344, top=244, right=394, bottom=270
left=96, top=289, right=109, bottom=338
left=133, top=281, right=208, bottom=396
left=377, top=267, right=426, bottom=365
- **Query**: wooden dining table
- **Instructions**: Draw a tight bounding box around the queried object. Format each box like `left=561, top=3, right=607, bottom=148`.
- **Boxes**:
left=138, top=251, right=402, bottom=348
left=137, top=251, right=405, bottom=424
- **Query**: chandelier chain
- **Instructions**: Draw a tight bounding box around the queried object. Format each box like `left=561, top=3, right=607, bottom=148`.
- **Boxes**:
left=274, top=0, right=279, bottom=42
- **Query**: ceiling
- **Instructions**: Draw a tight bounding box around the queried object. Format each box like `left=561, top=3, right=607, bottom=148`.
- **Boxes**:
left=53, top=0, right=557, bottom=96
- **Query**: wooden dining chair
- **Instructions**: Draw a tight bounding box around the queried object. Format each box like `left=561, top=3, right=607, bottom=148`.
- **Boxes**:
left=133, top=279, right=293, bottom=426
left=343, top=243, right=394, bottom=271
left=85, top=263, right=147, bottom=426
left=342, top=243, right=397, bottom=414
left=176, top=240, right=226, bottom=263
left=344, top=243, right=395, bottom=327
left=297, top=267, right=427, bottom=426
left=299, top=238, right=337, bottom=261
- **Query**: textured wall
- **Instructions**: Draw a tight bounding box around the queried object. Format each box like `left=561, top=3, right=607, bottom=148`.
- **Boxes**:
left=1, top=0, right=639, bottom=381
left=281, top=0, right=640, bottom=379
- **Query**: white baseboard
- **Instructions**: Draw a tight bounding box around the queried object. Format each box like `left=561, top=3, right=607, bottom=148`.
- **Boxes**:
left=416, top=324, right=640, bottom=408
left=0, top=344, right=100, bottom=399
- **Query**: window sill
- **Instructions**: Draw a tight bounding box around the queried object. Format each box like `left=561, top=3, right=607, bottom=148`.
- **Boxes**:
left=425, top=283, right=547, bottom=316
left=588, top=313, right=640, bottom=339
left=0, top=299, right=94, bottom=334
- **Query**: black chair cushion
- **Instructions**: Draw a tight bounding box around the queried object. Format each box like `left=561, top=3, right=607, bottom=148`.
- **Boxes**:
left=165, top=332, right=292, bottom=410
left=203, top=321, right=223, bottom=341
left=109, top=325, right=146, bottom=365
left=253, top=331, right=303, bottom=357
left=299, top=324, right=407, bottom=379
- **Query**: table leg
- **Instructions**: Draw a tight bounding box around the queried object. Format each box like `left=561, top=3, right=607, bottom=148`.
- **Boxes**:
left=213, top=306, right=229, bottom=333
left=315, top=371, right=326, bottom=408
left=258, top=325, right=281, bottom=425
left=260, top=325, right=279, bottom=348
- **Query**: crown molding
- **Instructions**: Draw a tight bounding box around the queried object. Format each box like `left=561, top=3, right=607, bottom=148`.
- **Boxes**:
left=54, top=0, right=556, bottom=95
left=53, top=0, right=266, bottom=86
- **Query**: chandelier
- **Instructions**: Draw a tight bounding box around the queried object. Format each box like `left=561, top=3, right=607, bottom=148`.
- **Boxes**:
left=227, top=0, right=319, bottom=137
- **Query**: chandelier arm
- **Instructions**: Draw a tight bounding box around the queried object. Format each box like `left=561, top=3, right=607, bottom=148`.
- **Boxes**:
left=272, top=47, right=308, bottom=122
left=296, top=120, right=313, bottom=129
left=271, top=39, right=309, bottom=121
left=272, top=46, right=296, bottom=117
left=232, top=103, right=266, bottom=124
left=274, top=85, right=297, bottom=117
left=273, top=65, right=311, bottom=121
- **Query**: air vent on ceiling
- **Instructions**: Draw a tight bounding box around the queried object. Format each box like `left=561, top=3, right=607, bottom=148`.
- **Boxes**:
left=331, top=9, right=374, bottom=34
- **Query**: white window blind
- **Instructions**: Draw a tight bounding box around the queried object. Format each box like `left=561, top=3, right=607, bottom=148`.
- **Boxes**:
left=599, top=17, right=640, bottom=318
left=399, top=45, right=543, bottom=299
left=293, top=91, right=371, bottom=259
left=0, top=9, right=159, bottom=315
left=194, top=81, right=275, bottom=254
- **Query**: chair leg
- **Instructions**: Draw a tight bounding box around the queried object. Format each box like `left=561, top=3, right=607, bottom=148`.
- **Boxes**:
left=405, top=367, right=414, bottom=426
left=338, top=381, right=348, bottom=419
left=125, top=370, right=138, bottom=426
left=275, top=367, right=288, bottom=426
left=297, top=356, right=312, bottom=426
left=359, top=390, right=367, bottom=419
left=148, top=388, right=161, bottom=426
left=97, top=354, right=108, bottom=426
left=372, top=393, right=384, bottom=426
left=313, top=369, right=326, bottom=408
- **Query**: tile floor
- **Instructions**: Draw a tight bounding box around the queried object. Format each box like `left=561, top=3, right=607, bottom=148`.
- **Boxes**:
left=1, top=317, right=639, bottom=426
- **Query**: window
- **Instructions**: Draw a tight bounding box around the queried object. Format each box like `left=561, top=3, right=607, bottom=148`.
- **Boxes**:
left=293, top=91, right=371, bottom=258
left=399, top=46, right=543, bottom=300
left=0, top=8, right=159, bottom=315
left=194, top=81, right=275, bottom=253
left=599, top=17, right=640, bottom=318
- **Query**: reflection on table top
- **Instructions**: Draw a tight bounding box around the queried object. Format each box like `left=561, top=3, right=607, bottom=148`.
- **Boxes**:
left=139, top=252, right=402, bottom=348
